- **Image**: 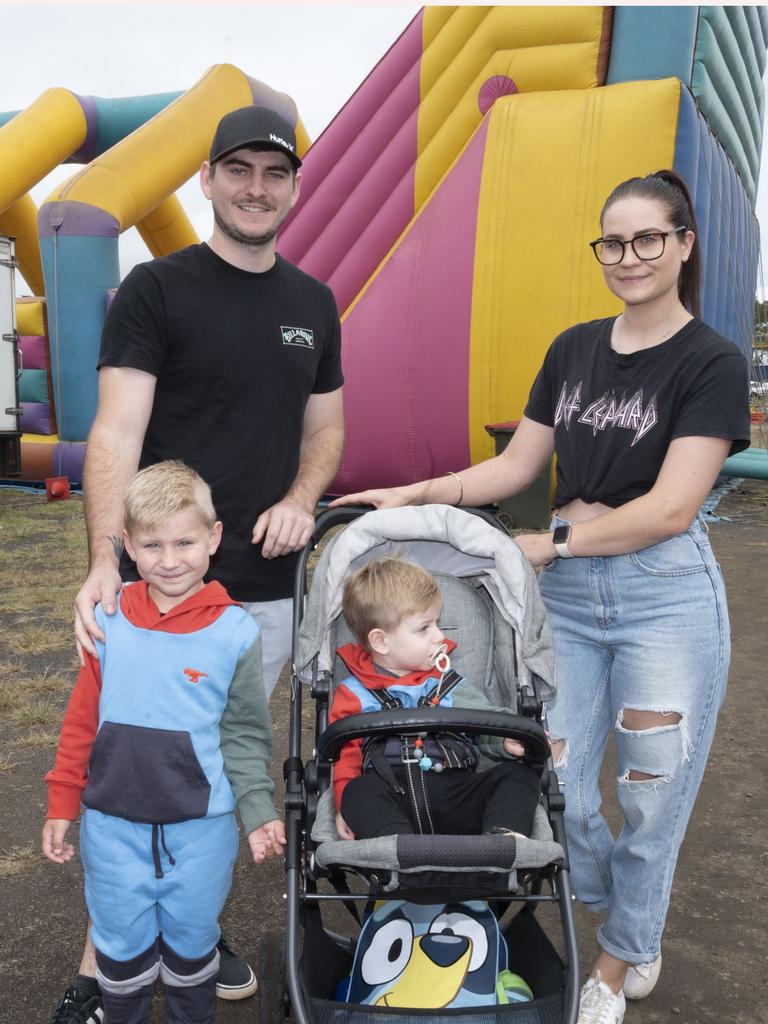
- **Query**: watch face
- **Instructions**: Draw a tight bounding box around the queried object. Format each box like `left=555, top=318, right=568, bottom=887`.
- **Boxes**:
left=553, top=525, right=571, bottom=546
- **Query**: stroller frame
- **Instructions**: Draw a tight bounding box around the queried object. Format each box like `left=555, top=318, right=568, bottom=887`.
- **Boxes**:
left=275, top=507, right=580, bottom=1024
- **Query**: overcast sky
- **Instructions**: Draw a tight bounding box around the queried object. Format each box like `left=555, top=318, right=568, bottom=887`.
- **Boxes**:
left=3, top=4, right=767, bottom=299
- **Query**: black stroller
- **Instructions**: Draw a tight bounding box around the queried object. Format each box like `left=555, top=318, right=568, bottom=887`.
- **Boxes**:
left=260, top=505, right=578, bottom=1024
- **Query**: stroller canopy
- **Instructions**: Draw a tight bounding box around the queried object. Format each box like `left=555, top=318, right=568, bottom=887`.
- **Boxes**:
left=297, top=505, right=555, bottom=704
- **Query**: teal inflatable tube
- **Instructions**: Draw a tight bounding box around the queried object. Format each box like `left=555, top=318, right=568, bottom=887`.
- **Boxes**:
left=728, top=447, right=768, bottom=460
left=721, top=451, right=768, bottom=479
left=39, top=228, right=120, bottom=441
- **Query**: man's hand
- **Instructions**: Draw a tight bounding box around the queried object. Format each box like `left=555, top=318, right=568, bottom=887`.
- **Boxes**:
left=503, top=737, right=526, bottom=757
left=247, top=819, right=287, bottom=863
left=42, top=819, right=75, bottom=864
left=74, top=563, right=123, bottom=665
left=252, top=498, right=315, bottom=559
left=335, top=811, right=355, bottom=840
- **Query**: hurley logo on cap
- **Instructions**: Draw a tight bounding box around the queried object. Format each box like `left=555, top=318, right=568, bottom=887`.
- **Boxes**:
left=209, top=106, right=302, bottom=168
left=270, top=133, right=294, bottom=152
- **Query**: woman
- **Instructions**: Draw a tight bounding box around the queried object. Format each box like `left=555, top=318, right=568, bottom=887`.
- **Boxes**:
left=331, top=171, right=750, bottom=1024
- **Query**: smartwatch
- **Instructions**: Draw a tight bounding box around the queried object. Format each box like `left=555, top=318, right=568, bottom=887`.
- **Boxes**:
left=553, top=524, right=574, bottom=558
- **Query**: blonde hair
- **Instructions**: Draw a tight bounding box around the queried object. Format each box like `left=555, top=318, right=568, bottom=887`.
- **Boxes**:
left=342, top=558, right=441, bottom=648
left=123, top=461, right=217, bottom=534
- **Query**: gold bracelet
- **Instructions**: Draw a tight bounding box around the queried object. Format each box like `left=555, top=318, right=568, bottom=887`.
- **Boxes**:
left=446, top=471, right=463, bottom=506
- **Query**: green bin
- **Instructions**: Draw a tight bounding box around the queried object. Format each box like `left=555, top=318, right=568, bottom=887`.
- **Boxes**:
left=484, top=420, right=553, bottom=530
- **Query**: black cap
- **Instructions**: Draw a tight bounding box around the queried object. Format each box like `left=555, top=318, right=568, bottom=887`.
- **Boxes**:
left=209, top=106, right=302, bottom=169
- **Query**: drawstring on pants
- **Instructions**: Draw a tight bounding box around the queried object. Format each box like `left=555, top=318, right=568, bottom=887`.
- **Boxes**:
left=151, top=824, right=176, bottom=879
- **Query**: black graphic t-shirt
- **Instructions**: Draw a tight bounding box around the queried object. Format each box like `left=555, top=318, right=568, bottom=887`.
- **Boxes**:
left=524, top=317, right=750, bottom=508
left=99, top=244, right=344, bottom=600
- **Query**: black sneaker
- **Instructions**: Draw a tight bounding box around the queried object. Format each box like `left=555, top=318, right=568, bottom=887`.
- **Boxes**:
left=216, top=934, right=258, bottom=1001
left=48, top=977, right=104, bottom=1023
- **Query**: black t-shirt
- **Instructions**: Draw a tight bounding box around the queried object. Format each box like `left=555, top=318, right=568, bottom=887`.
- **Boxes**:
left=99, top=244, right=344, bottom=600
left=524, top=317, right=750, bottom=508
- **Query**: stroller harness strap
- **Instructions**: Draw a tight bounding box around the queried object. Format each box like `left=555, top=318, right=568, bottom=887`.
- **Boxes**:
left=361, top=672, right=479, bottom=834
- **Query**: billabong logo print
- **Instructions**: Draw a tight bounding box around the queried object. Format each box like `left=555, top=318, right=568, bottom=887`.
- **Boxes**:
left=184, top=668, right=208, bottom=685
left=281, top=326, right=314, bottom=349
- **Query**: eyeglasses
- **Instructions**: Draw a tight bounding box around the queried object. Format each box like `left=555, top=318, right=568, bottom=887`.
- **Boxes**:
left=589, top=227, right=688, bottom=266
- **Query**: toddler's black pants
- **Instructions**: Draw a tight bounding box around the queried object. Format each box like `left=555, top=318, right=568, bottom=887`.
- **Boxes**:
left=341, top=761, right=540, bottom=839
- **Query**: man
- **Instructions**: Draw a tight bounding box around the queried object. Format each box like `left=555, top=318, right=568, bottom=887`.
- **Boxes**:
left=51, top=106, right=344, bottom=1023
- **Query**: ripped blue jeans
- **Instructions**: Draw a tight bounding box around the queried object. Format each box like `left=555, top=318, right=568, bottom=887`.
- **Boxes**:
left=539, top=516, right=730, bottom=963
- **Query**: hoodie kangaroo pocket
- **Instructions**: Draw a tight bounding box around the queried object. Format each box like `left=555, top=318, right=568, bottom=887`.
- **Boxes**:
left=82, top=721, right=211, bottom=823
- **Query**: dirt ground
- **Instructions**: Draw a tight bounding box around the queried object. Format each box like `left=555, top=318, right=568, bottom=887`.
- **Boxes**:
left=1, top=480, right=766, bottom=1024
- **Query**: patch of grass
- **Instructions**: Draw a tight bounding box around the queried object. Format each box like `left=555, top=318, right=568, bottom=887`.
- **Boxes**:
left=44, top=586, right=83, bottom=625
left=2, top=623, right=72, bottom=657
left=0, top=514, right=47, bottom=540
left=0, top=753, right=20, bottom=774
left=0, top=843, right=35, bottom=879
left=9, top=694, right=61, bottom=730
left=0, top=585, right=80, bottom=624
left=0, top=585, right=40, bottom=617
left=10, top=727, right=59, bottom=750
left=28, top=669, right=74, bottom=695
left=0, top=682, right=18, bottom=713
left=0, top=670, right=72, bottom=716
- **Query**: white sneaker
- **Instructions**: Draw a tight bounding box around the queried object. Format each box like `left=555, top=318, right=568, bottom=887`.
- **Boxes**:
left=577, top=972, right=626, bottom=1024
left=623, top=952, right=662, bottom=1000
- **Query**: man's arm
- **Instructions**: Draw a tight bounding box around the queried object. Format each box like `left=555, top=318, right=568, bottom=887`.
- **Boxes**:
left=252, top=386, right=344, bottom=558
left=74, top=367, right=156, bottom=658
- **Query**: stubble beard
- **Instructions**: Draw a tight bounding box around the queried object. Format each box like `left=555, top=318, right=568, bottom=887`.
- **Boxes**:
left=212, top=200, right=287, bottom=250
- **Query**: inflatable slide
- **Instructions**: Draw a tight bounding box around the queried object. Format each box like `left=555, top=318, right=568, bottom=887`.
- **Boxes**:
left=0, top=6, right=765, bottom=487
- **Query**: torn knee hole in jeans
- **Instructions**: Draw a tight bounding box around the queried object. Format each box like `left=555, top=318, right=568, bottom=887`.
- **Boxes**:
left=550, top=738, right=567, bottom=769
left=616, top=706, right=692, bottom=781
left=621, top=767, right=671, bottom=785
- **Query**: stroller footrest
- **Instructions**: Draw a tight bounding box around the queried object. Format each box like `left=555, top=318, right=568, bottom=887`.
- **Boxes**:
left=398, top=833, right=517, bottom=870
left=314, top=832, right=564, bottom=874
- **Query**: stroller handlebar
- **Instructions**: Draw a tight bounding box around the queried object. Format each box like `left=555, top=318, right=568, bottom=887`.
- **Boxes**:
left=317, top=707, right=549, bottom=766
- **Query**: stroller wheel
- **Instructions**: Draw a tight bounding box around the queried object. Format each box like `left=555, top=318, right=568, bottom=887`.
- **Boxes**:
left=258, top=930, right=288, bottom=1024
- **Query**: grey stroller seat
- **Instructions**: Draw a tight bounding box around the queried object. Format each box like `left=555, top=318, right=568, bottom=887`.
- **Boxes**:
left=296, top=505, right=564, bottom=894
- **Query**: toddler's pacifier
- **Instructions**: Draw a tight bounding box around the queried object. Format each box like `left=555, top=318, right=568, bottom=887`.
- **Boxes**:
left=430, top=642, right=451, bottom=674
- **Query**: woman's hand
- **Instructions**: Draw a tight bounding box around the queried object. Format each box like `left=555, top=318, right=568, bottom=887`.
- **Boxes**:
left=328, top=483, right=418, bottom=510
left=513, top=532, right=557, bottom=568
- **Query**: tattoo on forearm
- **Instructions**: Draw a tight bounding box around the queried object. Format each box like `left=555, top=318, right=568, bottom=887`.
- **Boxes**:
left=109, top=535, right=124, bottom=560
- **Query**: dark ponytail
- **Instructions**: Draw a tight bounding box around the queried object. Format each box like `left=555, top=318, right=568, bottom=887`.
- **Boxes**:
left=601, top=170, right=701, bottom=318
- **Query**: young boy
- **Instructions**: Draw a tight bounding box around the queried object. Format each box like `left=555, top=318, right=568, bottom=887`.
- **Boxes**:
left=329, top=558, right=540, bottom=842
left=43, top=461, right=285, bottom=1024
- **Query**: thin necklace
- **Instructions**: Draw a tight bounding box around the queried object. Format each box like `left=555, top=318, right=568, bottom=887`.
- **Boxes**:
left=614, top=311, right=691, bottom=353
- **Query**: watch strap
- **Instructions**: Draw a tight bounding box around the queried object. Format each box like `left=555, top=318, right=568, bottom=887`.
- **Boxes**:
left=553, top=524, right=574, bottom=559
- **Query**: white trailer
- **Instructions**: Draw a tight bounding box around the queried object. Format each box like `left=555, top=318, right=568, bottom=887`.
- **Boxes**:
left=0, top=235, right=21, bottom=475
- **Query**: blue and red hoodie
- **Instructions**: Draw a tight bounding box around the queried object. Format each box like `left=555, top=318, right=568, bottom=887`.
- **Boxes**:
left=46, top=580, right=277, bottom=834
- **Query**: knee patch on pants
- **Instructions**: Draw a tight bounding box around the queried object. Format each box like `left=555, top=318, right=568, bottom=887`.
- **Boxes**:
left=159, top=937, right=219, bottom=987
left=96, top=940, right=160, bottom=995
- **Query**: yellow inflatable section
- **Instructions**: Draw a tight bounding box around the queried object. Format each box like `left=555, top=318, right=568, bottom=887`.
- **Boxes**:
left=44, top=64, right=309, bottom=234
left=468, top=78, right=681, bottom=461
left=415, top=7, right=612, bottom=207
left=0, top=88, right=88, bottom=295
